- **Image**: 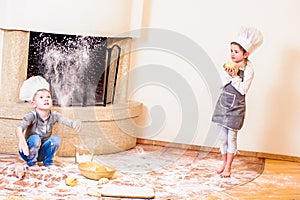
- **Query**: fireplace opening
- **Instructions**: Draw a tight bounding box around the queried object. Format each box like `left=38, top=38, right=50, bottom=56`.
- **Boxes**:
left=27, top=31, right=121, bottom=107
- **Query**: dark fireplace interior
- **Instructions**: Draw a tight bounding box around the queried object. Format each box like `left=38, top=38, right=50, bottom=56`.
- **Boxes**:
left=27, top=31, right=120, bottom=107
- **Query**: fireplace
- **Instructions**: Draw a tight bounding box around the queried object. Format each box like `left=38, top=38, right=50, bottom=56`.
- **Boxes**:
left=0, top=0, right=145, bottom=156
left=27, top=31, right=121, bottom=107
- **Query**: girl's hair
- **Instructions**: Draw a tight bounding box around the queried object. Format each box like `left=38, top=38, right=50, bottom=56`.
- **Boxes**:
left=231, top=42, right=246, bottom=53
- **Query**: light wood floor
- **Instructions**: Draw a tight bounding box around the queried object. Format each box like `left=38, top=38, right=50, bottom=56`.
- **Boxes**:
left=137, top=139, right=300, bottom=199
left=205, top=159, right=300, bottom=199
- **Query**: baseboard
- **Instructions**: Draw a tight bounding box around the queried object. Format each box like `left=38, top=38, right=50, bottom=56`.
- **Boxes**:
left=136, top=138, right=300, bottom=163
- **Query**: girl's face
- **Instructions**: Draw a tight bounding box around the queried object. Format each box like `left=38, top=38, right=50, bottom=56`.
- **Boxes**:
left=230, top=43, right=248, bottom=63
left=32, top=90, right=53, bottom=110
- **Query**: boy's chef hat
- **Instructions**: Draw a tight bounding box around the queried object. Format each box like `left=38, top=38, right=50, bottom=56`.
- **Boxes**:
left=232, top=27, right=263, bottom=54
left=19, top=76, right=50, bottom=101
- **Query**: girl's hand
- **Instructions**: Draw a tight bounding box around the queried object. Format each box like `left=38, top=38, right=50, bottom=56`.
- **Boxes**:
left=225, top=65, right=239, bottom=77
left=73, top=120, right=82, bottom=132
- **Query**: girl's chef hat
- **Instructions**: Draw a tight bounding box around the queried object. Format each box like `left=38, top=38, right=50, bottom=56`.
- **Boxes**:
left=232, top=27, right=264, bottom=54
left=19, top=76, right=50, bottom=101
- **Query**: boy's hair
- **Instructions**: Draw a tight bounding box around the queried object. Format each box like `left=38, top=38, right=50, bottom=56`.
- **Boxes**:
left=32, top=88, right=51, bottom=101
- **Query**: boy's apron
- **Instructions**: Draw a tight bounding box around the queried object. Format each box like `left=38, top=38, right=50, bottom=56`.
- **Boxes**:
left=212, top=70, right=245, bottom=131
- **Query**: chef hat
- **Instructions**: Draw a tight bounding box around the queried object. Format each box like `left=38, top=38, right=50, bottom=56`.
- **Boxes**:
left=232, top=27, right=264, bottom=54
left=19, top=76, right=50, bottom=101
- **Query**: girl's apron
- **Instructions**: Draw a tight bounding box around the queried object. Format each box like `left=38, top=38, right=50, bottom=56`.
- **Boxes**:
left=212, top=70, right=245, bottom=131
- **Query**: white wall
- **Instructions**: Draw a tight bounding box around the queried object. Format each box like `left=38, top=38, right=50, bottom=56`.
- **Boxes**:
left=128, top=0, right=300, bottom=157
left=0, top=0, right=143, bottom=37
left=0, top=0, right=299, bottom=157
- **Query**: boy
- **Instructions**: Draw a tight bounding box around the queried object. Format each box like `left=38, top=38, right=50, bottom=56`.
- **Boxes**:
left=16, top=88, right=81, bottom=170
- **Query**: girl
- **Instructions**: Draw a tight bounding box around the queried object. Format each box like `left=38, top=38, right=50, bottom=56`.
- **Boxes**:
left=212, top=27, right=263, bottom=178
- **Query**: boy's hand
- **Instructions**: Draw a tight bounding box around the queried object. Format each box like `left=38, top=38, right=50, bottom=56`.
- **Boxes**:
left=73, top=120, right=82, bottom=132
left=19, top=140, right=29, bottom=156
left=16, top=127, right=29, bottom=156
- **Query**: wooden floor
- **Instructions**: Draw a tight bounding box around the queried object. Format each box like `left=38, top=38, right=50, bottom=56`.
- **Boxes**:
left=205, top=159, right=300, bottom=199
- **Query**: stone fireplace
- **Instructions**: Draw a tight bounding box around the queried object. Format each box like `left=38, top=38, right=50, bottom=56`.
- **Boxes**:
left=0, top=29, right=142, bottom=156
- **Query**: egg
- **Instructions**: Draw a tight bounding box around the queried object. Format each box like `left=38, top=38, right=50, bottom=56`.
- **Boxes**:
left=65, top=175, right=78, bottom=186
left=98, top=177, right=109, bottom=185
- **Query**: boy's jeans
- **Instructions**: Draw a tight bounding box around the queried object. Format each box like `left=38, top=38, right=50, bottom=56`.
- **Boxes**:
left=19, top=134, right=61, bottom=166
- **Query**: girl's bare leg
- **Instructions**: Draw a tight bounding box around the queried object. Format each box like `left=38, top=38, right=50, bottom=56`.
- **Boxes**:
left=217, top=153, right=227, bottom=174
left=220, top=153, right=234, bottom=178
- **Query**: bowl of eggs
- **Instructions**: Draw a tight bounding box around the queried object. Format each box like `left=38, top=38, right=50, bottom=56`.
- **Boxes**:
left=78, top=161, right=116, bottom=180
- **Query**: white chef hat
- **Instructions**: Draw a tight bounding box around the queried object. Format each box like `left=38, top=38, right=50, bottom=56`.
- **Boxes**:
left=19, top=76, right=50, bottom=101
left=232, top=27, right=264, bottom=54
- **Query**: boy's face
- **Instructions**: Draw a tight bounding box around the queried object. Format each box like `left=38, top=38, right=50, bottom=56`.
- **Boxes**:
left=31, top=90, right=53, bottom=110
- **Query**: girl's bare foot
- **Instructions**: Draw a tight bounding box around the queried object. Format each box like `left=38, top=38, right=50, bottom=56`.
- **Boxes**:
left=220, top=168, right=231, bottom=178
left=217, top=165, right=226, bottom=174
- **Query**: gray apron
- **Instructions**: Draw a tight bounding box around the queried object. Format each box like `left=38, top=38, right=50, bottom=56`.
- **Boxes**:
left=212, top=70, right=245, bottom=131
